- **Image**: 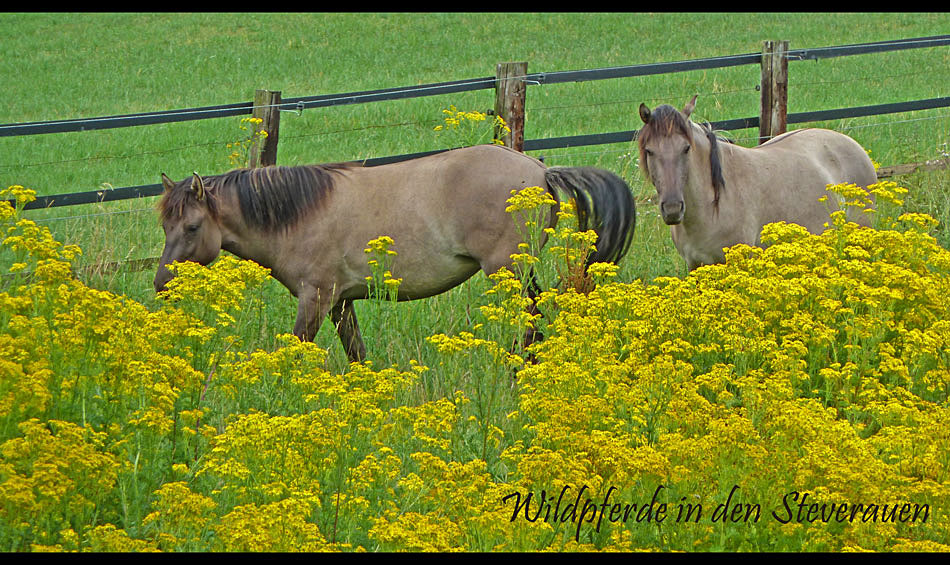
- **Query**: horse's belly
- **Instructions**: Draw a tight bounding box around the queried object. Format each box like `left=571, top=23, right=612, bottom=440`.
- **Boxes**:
left=396, top=258, right=482, bottom=300
left=341, top=253, right=482, bottom=301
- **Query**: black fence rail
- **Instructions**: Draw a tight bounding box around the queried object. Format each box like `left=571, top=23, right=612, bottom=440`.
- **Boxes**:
left=4, top=35, right=949, bottom=211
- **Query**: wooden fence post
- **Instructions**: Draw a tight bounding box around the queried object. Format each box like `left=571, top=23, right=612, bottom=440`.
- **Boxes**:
left=249, top=89, right=281, bottom=167
left=494, top=62, right=527, bottom=151
left=759, top=40, right=789, bottom=144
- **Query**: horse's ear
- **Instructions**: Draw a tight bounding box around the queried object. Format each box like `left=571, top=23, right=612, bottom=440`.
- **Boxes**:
left=638, top=103, right=652, bottom=124
left=683, top=95, right=698, bottom=118
left=161, top=173, right=175, bottom=193
left=191, top=172, right=205, bottom=201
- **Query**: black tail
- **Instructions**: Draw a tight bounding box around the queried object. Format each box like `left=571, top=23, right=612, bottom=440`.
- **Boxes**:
left=544, top=167, right=637, bottom=267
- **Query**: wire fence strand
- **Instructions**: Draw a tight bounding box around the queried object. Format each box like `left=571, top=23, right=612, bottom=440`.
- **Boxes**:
left=3, top=35, right=948, bottom=212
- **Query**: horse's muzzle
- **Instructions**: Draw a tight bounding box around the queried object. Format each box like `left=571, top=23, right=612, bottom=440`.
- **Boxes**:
left=153, top=266, right=172, bottom=294
left=661, top=200, right=685, bottom=225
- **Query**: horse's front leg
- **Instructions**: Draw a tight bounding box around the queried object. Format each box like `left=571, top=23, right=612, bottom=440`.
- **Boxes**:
left=293, top=285, right=332, bottom=342
left=331, top=299, right=367, bottom=364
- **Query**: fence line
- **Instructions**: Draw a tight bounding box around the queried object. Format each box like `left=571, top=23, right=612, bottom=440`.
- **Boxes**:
left=3, top=35, right=949, bottom=211
left=4, top=35, right=947, bottom=138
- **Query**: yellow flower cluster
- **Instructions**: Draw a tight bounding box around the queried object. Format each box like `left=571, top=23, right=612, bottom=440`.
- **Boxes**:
left=434, top=105, right=511, bottom=147
left=2, top=179, right=949, bottom=552
left=159, top=255, right=271, bottom=331
left=363, top=235, right=402, bottom=301
left=1, top=419, right=120, bottom=550
left=3, top=186, right=81, bottom=271
left=509, top=189, right=950, bottom=550
left=226, top=116, right=268, bottom=168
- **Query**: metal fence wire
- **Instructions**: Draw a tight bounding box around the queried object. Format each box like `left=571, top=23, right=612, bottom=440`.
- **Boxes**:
left=3, top=35, right=949, bottom=212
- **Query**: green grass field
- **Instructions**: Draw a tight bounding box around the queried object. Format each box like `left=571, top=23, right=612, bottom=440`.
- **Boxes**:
left=3, top=12, right=949, bottom=369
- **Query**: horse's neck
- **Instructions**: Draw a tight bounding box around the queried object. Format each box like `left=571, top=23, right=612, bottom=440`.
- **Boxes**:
left=678, top=131, right=742, bottom=243
left=215, top=193, right=277, bottom=266
left=682, top=130, right=718, bottom=225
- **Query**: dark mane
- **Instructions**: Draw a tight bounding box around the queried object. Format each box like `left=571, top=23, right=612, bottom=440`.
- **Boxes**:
left=159, top=178, right=219, bottom=223
left=638, top=104, right=727, bottom=209
left=698, top=122, right=727, bottom=208
left=637, top=104, right=693, bottom=153
left=159, top=163, right=353, bottom=230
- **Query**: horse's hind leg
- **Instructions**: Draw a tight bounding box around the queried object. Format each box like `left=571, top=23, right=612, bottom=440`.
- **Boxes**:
left=331, top=299, right=367, bottom=364
left=523, top=271, right=544, bottom=352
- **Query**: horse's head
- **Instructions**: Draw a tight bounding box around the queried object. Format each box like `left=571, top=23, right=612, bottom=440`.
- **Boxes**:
left=153, top=172, right=223, bottom=293
left=638, top=95, right=698, bottom=225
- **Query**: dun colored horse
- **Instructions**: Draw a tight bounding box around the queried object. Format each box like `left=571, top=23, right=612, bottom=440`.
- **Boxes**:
left=155, top=144, right=636, bottom=362
left=638, top=95, right=878, bottom=271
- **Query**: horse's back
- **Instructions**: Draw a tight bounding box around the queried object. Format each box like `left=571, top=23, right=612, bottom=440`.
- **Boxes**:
left=363, top=144, right=548, bottom=228
left=748, top=128, right=877, bottom=229
left=759, top=128, right=876, bottom=184
left=434, top=144, right=547, bottom=192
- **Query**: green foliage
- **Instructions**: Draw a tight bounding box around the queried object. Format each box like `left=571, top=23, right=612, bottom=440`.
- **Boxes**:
left=3, top=180, right=950, bottom=552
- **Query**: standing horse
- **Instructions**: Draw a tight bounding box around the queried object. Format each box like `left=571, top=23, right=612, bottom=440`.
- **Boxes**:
left=154, top=144, right=636, bottom=363
left=637, top=95, right=878, bottom=271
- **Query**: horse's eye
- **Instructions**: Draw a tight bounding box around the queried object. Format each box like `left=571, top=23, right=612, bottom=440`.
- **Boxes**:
left=644, top=149, right=653, bottom=157
left=683, top=145, right=691, bottom=154
left=186, top=223, right=200, bottom=233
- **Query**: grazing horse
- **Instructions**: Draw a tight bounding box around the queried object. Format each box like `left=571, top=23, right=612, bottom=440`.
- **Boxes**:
left=154, top=144, right=636, bottom=362
left=637, top=95, right=878, bottom=271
